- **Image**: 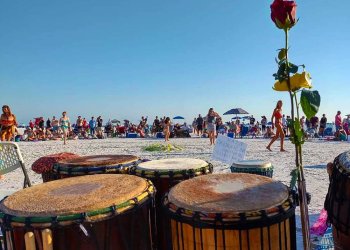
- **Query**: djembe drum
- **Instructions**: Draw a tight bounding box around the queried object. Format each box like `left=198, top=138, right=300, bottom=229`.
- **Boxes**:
left=130, top=158, right=213, bottom=249
left=0, top=174, right=155, bottom=250
left=163, top=173, right=296, bottom=250
left=31, top=152, right=80, bottom=182
left=230, top=160, right=274, bottom=177
left=325, top=150, right=350, bottom=249
left=53, top=154, right=143, bottom=178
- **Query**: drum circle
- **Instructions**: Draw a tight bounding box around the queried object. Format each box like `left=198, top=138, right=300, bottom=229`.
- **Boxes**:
left=0, top=174, right=155, bottom=250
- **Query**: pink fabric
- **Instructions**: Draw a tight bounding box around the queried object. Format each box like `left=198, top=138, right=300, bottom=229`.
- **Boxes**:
left=310, top=209, right=328, bottom=236
left=32, top=152, right=80, bottom=174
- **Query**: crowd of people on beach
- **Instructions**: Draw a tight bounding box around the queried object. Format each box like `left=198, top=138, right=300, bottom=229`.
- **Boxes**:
left=1, top=104, right=349, bottom=145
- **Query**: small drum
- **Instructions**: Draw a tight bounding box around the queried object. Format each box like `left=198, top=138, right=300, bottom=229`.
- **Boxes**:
left=325, top=150, right=350, bottom=249
left=0, top=174, right=155, bottom=250
left=163, top=173, right=296, bottom=250
left=131, top=158, right=213, bottom=249
left=231, top=160, right=274, bottom=177
left=53, top=154, right=143, bottom=178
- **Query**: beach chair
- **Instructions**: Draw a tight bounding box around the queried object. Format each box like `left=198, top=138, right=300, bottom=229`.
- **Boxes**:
left=323, top=127, right=333, bottom=137
left=0, top=142, right=31, bottom=249
left=0, top=142, right=31, bottom=193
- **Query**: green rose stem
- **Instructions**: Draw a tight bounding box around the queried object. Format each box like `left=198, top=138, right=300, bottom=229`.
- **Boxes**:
left=284, top=28, right=311, bottom=250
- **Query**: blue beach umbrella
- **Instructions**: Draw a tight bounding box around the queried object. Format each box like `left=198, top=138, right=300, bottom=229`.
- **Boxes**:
left=173, top=116, right=185, bottom=119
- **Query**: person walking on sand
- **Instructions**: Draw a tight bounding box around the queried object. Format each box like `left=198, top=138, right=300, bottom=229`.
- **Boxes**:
left=0, top=105, right=17, bottom=141
left=60, top=111, right=70, bottom=145
left=266, top=100, right=286, bottom=152
left=163, top=117, right=171, bottom=142
left=206, top=108, right=221, bottom=145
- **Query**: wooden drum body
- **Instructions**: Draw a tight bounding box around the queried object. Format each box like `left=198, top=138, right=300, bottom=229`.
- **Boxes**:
left=0, top=174, right=155, bottom=250
left=325, top=150, right=350, bottom=249
left=230, top=160, right=273, bottom=178
left=53, top=154, right=143, bottom=178
left=131, top=158, right=213, bottom=249
left=163, top=173, right=296, bottom=250
left=131, top=158, right=213, bottom=204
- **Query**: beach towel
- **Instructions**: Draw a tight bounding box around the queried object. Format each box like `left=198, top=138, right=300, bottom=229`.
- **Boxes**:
left=310, top=208, right=328, bottom=236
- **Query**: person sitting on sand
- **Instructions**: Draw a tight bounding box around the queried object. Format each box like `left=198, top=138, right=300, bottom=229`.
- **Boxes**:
left=0, top=105, right=17, bottom=141
left=264, top=126, right=275, bottom=138
left=266, top=100, right=286, bottom=151
left=334, top=125, right=347, bottom=141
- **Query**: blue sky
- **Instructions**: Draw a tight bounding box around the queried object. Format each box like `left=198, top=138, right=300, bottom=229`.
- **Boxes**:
left=1, top=0, right=349, bottom=124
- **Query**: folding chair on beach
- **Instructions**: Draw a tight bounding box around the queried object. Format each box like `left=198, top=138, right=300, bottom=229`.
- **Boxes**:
left=0, top=142, right=31, bottom=194
left=0, top=142, right=32, bottom=249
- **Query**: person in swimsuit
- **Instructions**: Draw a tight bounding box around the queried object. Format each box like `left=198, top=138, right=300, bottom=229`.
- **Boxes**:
left=266, top=100, right=286, bottom=151
left=163, top=117, right=171, bottom=142
left=206, top=108, right=221, bottom=145
left=59, top=111, right=70, bottom=145
left=0, top=105, right=17, bottom=141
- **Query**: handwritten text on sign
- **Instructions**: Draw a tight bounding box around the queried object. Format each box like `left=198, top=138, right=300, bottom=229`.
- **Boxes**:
left=212, top=135, right=247, bottom=165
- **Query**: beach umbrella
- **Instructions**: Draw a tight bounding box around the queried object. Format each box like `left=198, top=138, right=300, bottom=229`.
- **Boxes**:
left=223, top=108, right=249, bottom=116
left=111, top=119, right=120, bottom=124
left=173, top=116, right=185, bottom=119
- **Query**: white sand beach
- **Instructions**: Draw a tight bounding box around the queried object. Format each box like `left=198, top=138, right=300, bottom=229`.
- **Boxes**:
left=1, top=137, right=349, bottom=248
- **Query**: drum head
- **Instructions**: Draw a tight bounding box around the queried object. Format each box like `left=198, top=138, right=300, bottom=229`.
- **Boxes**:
left=338, top=151, right=350, bottom=171
left=168, top=173, right=288, bottom=214
left=57, top=155, right=139, bottom=167
left=0, top=174, right=151, bottom=218
left=137, top=158, right=208, bottom=171
left=232, top=160, right=272, bottom=169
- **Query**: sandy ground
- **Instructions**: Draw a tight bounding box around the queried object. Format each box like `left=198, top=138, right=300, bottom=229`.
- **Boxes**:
left=1, top=136, right=349, bottom=248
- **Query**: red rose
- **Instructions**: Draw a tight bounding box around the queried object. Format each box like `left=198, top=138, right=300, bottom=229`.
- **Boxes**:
left=271, top=0, right=297, bottom=30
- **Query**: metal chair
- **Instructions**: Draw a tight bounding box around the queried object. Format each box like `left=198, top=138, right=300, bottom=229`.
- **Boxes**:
left=0, top=142, right=32, bottom=249
left=0, top=142, right=31, bottom=190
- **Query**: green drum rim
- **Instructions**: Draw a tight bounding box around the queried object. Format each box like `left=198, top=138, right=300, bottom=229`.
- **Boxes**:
left=53, top=159, right=143, bottom=175
left=230, top=166, right=274, bottom=173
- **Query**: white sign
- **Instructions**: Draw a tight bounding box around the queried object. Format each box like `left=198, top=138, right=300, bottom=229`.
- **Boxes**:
left=212, top=135, right=247, bottom=165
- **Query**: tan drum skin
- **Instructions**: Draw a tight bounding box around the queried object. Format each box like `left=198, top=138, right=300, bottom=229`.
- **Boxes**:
left=165, top=173, right=296, bottom=250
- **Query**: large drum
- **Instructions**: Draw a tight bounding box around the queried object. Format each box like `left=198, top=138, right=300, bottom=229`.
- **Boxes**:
left=131, top=158, right=213, bottom=202
left=53, top=154, right=143, bottom=178
left=231, top=160, right=273, bottom=177
left=0, top=174, right=155, bottom=250
left=130, top=158, right=213, bottom=249
left=325, top=150, right=350, bottom=249
left=163, top=173, right=296, bottom=250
